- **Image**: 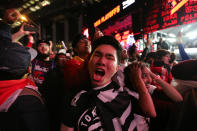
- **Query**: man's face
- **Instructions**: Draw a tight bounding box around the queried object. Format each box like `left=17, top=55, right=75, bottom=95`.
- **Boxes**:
left=141, top=67, right=152, bottom=88
left=4, top=8, right=21, bottom=24
left=88, top=44, right=119, bottom=87
left=56, top=54, right=67, bottom=67
left=37, top=43, right=50, bottom=55
left=75, top=38, right=91, bottom=55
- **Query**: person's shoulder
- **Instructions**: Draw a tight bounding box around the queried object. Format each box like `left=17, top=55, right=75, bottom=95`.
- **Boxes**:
left=9, top=87, right=45, bottom=112
left=8, top=95, right=45, bottom=114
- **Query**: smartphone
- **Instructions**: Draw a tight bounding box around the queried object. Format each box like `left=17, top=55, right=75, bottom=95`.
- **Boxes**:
left=24, top=25, right=38, bottom=32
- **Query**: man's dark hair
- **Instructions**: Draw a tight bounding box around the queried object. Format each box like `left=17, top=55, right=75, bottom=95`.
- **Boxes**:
left=72, top=34, right=87, bottom=49
left=54, top=53, right=66, bottom=63
left=127, top=44, right=137, bottom=57
left=169, top=52, right=176, bottom=64
left=92, top=35, right=122, bottom=64
left=36, top=40, right=50, bottom=48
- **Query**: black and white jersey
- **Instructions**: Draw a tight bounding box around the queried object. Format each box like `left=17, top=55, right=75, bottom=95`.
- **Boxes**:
left=62, top=81, right=141, bottom=131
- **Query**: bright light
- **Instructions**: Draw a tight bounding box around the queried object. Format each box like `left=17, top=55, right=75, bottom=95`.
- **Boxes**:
left=22, top=5, right=27, bottom=8
left=26, top=3, right=31, bottom=7
left=186, top=32, right=197, bottom=39
left=30, top=0, right=35, bottom=4
left=169, top=33, right=176, bottom=37
left=166, top=38, right=176, bottom=43
left=20, top=15, right=28, bottom=22
left=35, top=0, right=39, bottom=1
left=35, top=5, right=40, bottom=10
left=122, top=0, right=135, bottom=9
left=41, top=0, right=51, bottom=7
left=30, top=7, right=36, bottom=12
left=171, top=0, right=189, bottom=15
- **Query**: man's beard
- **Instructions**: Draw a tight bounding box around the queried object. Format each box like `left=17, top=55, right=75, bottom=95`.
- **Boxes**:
left=37, top=53, right=50, bottom=60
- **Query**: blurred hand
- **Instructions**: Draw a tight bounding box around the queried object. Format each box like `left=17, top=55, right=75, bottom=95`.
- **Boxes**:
left=128, top=62, right=142, bottom=82
left=177, top=31, right=183, bottom=44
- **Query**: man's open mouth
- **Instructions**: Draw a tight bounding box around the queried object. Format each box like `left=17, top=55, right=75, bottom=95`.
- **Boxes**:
left=93, top=68, right=105, bottom=81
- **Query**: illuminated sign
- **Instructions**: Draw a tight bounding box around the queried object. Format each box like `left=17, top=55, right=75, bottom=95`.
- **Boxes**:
left=143, top=0, right=197, bottom=34
left=122, top=0, right=135, bottom=9
left=94, top=5, right=120, bottom=27
left=170, top=0, right=189, bottom=15
left=114, top=30, right=135, bottom=48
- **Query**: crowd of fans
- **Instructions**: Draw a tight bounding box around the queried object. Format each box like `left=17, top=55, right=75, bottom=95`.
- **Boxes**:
left=1, top=8, right=197, bottom=131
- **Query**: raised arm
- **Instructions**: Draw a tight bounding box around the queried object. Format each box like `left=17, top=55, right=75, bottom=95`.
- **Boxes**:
left=140, top=38, right=152, bottom=61
left=12, top=23, right=35, bottom=42
left=177, top=31, right=190, bottom=60
left=148, top=67, right=183, bottom=102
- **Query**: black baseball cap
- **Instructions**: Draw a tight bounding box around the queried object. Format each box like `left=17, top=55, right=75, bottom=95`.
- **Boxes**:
left=36, top=39, right=50, bottom=47
left=0, top=40, right=37, bottom=75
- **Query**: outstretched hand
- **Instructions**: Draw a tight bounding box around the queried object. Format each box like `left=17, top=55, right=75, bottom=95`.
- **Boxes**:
left=177, top=31, right=183, bottom=44
left=12, top=23, right=36, bottom=42
left=19, top=23, right=36, bottom=36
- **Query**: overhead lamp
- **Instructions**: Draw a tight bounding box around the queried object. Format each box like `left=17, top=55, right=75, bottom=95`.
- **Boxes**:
left=35, top=5, right=40, bottom=10
left=41, top=0, right=51, bottom=7
left=35, top=0, right=39, bottom=1
left=26, top=3, right=31, bottom=7
left=30, top=7, right=36, bottom=12
left=30, top=0, right=35, bottom=4
left=22, top=5, right=28, bottom=8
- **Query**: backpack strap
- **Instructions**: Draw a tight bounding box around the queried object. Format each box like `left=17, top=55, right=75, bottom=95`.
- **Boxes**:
left=19, top=87, right=44, bottom=105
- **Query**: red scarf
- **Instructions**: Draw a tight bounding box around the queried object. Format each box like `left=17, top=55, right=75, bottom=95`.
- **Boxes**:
left=0, top=78, right=36, bottom=106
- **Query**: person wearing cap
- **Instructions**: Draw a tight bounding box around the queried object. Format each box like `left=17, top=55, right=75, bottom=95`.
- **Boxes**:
left=72, top=34, right=91, bottom=63
left=166, top=59, right=197, bottom=131
left=0, top=8, right=49, bottom=131
left=31, top=40, right=55, bottom=93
